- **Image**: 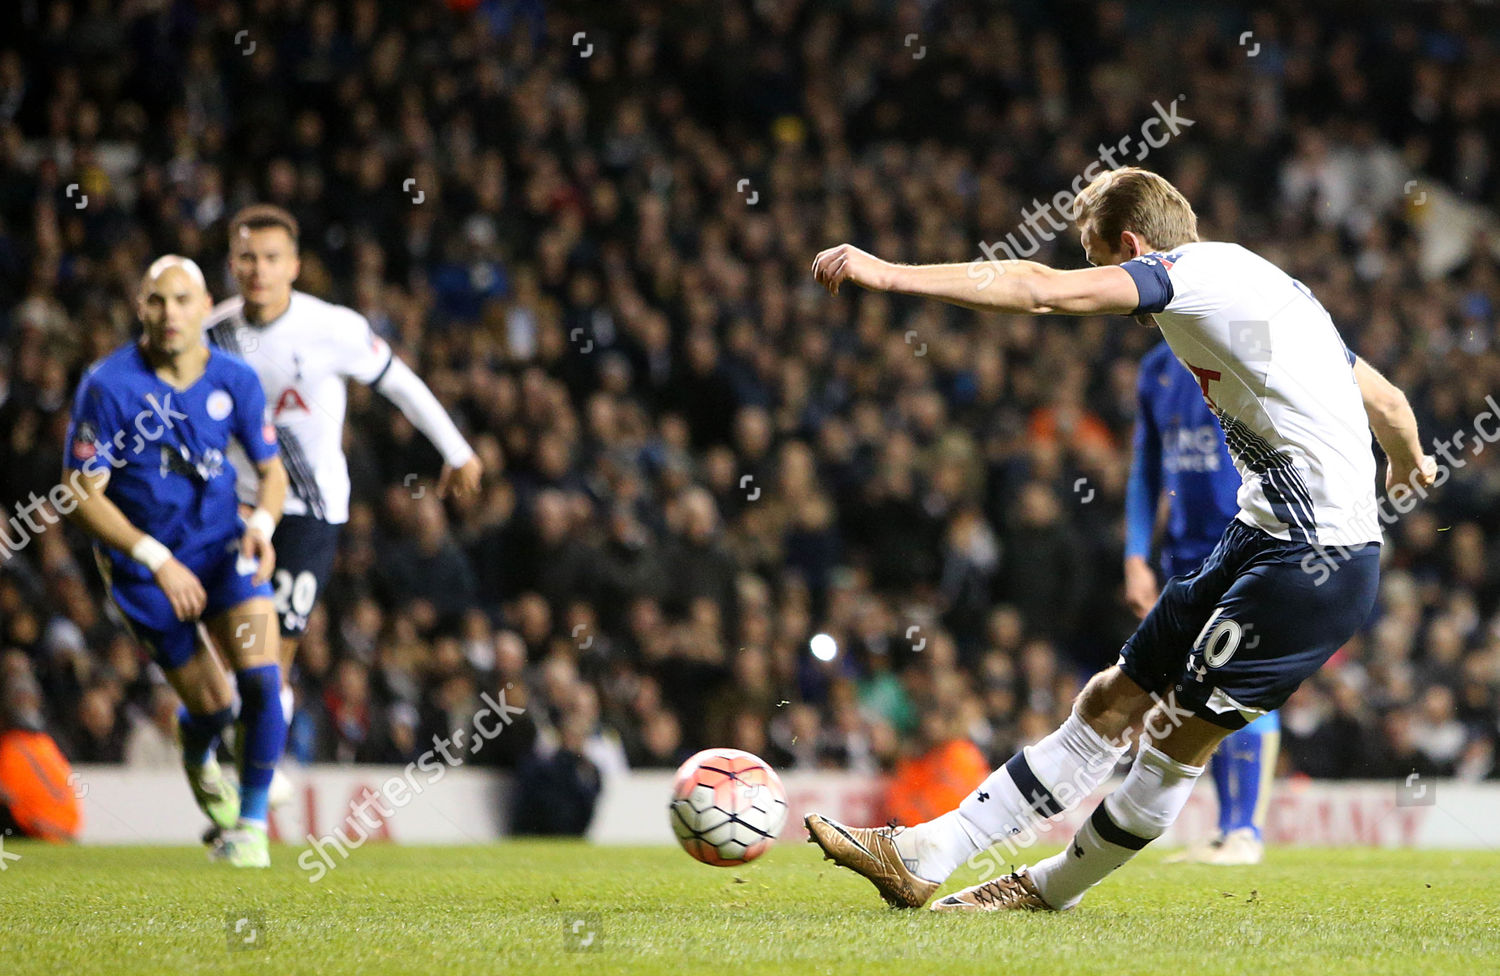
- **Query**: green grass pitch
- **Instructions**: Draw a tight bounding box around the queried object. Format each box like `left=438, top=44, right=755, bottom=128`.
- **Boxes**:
left=1, top=840, right=1495, bottom=974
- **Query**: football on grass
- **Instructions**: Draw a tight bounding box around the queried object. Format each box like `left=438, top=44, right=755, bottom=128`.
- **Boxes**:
left=669, top=748, right=789, bottom=865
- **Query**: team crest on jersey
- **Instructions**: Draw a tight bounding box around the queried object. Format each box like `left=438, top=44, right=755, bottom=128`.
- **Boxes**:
left=206, top=389, right=234, bottom=421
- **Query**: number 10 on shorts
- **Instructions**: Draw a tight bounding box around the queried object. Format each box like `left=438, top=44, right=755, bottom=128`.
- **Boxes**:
left=1193, top=607, right=1246, bottom=670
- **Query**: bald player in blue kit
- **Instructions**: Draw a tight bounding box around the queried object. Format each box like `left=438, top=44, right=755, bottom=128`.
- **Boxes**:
left=1125, top=340, right=1280, bottom=865
left=61, top=255, right=289, bottom=867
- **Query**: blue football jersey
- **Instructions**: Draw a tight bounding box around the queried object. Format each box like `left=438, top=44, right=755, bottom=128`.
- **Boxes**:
left=1125, top=340, right=1241, bottom=575
left=65, top=343, right=278, bottom=581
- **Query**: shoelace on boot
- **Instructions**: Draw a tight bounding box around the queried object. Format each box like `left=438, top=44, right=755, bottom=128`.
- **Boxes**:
left=967, top=872, right=1035, bottom=908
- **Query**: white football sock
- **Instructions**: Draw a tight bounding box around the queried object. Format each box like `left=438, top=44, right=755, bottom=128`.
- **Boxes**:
left=892, top=810, right=990, bottom=883
left=1030, top=744, right=1205, bottom=909
left=280, top=685, right=295, bottom=726
left=893, top=710, right=1127, bottom=883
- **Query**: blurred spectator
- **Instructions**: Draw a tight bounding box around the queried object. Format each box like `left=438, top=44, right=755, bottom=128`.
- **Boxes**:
left=67, top=684, right=126, bottom=764
left=629, top=708, right=689, bottom=770
left=511, top=715, right=602, bottom=837
left=884, top=711, right=990, bottom=827
left=376, top=495, right=478, bottom=628
left=1409, top=687, right=1469, bottom=776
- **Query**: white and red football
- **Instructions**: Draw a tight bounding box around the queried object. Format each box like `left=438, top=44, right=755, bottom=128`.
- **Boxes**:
left=668, top=748, right=789, bottom=866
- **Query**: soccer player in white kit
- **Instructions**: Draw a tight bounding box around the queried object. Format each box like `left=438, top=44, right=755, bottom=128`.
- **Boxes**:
left=205, top=205, right=482, bottom=722
left=804, top=167, right=1438, bottom=911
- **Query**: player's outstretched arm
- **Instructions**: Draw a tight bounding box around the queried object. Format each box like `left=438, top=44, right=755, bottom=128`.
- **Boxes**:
left=240, top=456, right=287, bottom=586
left=62, top=467, right=206, bottom=621
left=810, top=244, right=1142, bottom=316
left=371, top=357, right=482, bottom=498
left=1353, top=356, right=1437, bottom=492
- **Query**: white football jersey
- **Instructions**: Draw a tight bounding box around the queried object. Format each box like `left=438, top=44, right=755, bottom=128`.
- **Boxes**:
left=204, top=291, right=394, bottom=524
left=1123, top=242, right=1380, bottom=549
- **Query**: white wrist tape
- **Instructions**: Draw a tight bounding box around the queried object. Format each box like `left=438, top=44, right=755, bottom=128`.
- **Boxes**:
left=130, top=535, right=172, bottom=573
left=247, top=508, right=276, bottom=539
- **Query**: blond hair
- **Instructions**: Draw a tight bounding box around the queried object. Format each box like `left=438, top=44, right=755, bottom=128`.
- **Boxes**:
left=1075, top=167, right=1198, bottom=251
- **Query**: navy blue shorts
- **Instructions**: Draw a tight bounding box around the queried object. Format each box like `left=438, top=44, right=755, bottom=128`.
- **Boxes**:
left=1120, top=519, right=1380, bottom=730
left=106, top=536, right=273, bottom=671
left=269, top=514, right=341, bottom=637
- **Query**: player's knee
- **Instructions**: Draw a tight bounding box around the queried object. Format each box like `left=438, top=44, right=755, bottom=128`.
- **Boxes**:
left=166, top=654, right=233, bottom=714
left=178, top=680, right=234, bottom=715
left=1076, top=666, right=1153, bottom=736
left=1152, top=714, right=1231, bottom=768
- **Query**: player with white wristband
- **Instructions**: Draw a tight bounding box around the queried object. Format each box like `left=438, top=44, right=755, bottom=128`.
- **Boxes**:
left=61, top=255, right=289, bottom=868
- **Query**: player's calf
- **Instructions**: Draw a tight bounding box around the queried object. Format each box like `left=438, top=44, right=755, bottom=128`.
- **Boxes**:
left=232, top=662, right=286, bottom=827
left=160, top=641, right=241, bottom=831
left=179, top=706, right=239, bottom=830
left=936, top=741, right=1209, bottom=914
left=890, top=674, right=1146, bottom=887
left=809, top=672, right=1155, bottom=909
left=1023, top=712, right=1222, bottom=911
left=208, top=598, right=288, bottom=839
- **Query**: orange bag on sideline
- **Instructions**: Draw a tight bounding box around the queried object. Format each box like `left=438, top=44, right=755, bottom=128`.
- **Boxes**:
left=0, top=729, right=82, bottom=842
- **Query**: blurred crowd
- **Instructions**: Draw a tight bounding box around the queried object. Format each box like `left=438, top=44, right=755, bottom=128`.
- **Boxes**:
left=3, top=0, right=1500, bottom=834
